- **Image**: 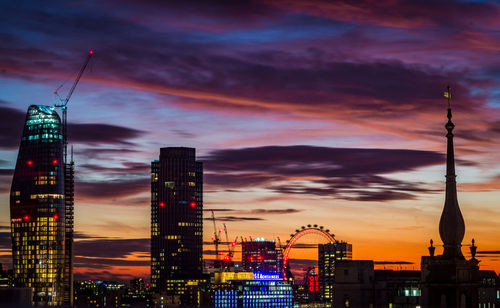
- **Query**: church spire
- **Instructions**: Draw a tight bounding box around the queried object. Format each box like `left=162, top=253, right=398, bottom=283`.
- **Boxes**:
left=438, top=86, right=465, bottom=259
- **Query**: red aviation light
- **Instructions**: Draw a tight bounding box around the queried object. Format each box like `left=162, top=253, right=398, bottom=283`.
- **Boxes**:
left=159, top=202, right=165, bottom=207
left=27, top=160, right=33, bottom=166
left=231, top=242, right=236, bottom=246
left=223, top=256, right=230, bottom=261
left=89, top=50, right=94, bottom=55
left=190, top=202, right=196, bottom=208
left=52, top=159, right=58, bottom=165
left=23, top=215, right=30, bottom=221
left=53, top=214, right=59, bottom=220
left=258, top=256, right=263, bottom=260
left=249, top=256, right=254, bottom=261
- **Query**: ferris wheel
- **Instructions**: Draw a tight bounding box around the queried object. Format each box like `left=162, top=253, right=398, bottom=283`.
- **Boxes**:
left=282, top=224, right=336, bottom=279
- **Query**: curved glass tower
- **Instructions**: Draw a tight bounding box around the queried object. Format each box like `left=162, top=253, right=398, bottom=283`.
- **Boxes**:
left=10, top=105, right=66, bottom=305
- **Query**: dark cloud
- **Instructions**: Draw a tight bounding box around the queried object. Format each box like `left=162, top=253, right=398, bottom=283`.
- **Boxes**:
left=74, top=256, right=149, bottom=269
left=75, top=238, right=149, bottom=259
left=286, top=243, right=318, bottom=249
left=272, top=0, right=500, bottom=30
left=68, top=123, right=145, bottom=145
left=203, top=146, right=443, bottom=201
left=0, top=231, right=11, bottom=250
left=203, top=208, right=234, bottom=212
left=374, top=261, right=414, bottom=265
left=0, top=103, right=26, bottom=149
left=246, top=208, right=302, bottom=214
left=0, top=169, right=14, bottom=176
left=76, top=177, right=149, bottom=199
left=0, top=171, right=13, bottom=193
left=79, top=162, right=150, bottom=174
left=74, top=232, right=107, bottom=240
left=0, top=3, right=486, bottom=125
left=204, top=216, right=265, bottom=222
left=476, top=251, right=500, bottom=257
left=76, top=148, right=142, bottom=160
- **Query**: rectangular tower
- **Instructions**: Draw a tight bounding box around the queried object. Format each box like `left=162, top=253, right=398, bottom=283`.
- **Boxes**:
left=150, top=147, right=203, bottom=293
left=318, top=242, right=352, bottom=302
left=241, top=239, right=281, bottom=273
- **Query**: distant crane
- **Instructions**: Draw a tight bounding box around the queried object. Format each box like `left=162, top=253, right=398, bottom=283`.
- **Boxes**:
left=222, top=223, right=237, bottom=269
left=54, top=50, right=94, bottom=163
left=210, top=210, right=221, bottom=268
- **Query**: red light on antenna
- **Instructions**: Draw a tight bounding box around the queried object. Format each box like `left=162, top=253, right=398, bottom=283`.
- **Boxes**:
left=249, top=256, right=254, bottom=261
left=52, top=159, right=58, bottom=165
left=53, top=214, right=59, bottom=220
left=27, top=160, right=33, bottom=166
left=231, top=242, right=236, bottom=246
left=190, top=202, right=196, bottom=208
left=224, top=256, right=230, bottom=261
left=23, top=215, right=30, bottom=221
left=258, top=256, right=263, bottom=260
left=159, top=202, right=165, bottom=207
left=89, top=50, right=94, bottom=55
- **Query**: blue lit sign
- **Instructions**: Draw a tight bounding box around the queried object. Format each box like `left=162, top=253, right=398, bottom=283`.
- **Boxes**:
left=253, top=272, right=281, bottom=280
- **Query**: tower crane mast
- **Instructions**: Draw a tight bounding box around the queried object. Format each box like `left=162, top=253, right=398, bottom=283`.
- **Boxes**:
left=54, top=50, right=94, bottom=163
left=210, top=210, right=221, bottom=267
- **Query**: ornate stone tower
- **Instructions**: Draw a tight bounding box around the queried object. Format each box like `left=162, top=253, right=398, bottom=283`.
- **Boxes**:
left=420, top=88, right=480, bottom=308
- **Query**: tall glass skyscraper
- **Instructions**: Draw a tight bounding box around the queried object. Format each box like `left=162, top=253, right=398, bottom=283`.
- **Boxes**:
left=150, top=147, right=203, bottom=294
left=9, top=105, right=73, bottom=305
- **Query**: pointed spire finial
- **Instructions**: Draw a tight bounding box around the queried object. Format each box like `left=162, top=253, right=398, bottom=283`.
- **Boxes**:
left=470, top=238, right=477, bottom=259
left=439, top=85, right=465, bottom=259
left=428, top=239, right=435, bottom=257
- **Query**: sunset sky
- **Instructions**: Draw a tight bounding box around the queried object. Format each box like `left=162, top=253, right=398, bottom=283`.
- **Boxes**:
left=1, top=0, right=500, bottom=282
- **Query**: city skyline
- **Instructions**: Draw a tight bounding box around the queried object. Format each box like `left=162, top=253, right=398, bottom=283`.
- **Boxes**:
left=1, top=0, right=500, bottom=283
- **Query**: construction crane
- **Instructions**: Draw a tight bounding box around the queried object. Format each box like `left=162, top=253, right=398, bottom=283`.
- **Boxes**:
left=210, top=210, right=221, bottom=268
left=54, top=50, right=94, bottom=163
left=222, top=223, right=237, bottom=270
left=223, top=223, right=231, bottom=260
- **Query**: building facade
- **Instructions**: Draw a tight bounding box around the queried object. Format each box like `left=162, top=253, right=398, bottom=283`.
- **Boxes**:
left=241, top=239, right=281, bottom=273
left=150, top=147, right=203, bottom=294
left=9, top=105, right=73, bottom=305
left=211, top=272, right=293, bottom=308
left=318, top=241, right=352, bottom=302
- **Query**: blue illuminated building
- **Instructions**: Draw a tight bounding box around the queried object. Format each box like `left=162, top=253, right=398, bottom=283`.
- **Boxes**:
left=211, top=272, right=293, bottom=307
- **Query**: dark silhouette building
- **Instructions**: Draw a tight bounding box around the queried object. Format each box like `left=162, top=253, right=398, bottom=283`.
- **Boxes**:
left=9, top=105, right=73, bottom=305
left=333, top=260, right=422, bottom=308
left=420, top=98, right=480, bottom=307
left=318, top=241, right=352, bottom=302
left=150, top=147, right=203, bottom=294
left=241, top=238, right=281, bottom=273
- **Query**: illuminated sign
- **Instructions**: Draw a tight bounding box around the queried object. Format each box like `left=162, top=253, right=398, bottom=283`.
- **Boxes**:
left=253, top=272, right=281, bottom=280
